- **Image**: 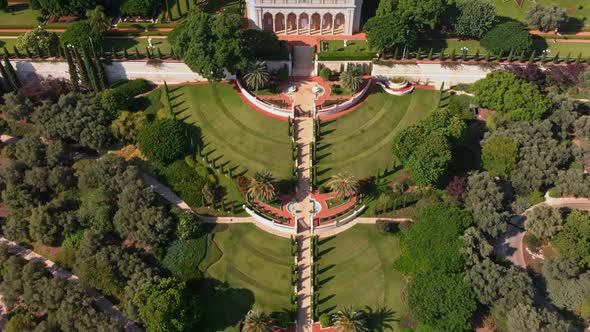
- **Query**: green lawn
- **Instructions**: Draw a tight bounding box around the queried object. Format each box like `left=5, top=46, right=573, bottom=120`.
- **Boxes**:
left=198, top=224, right=293, bottom=332
left=103, top=38, right=172, bottom=56
left=491, top=0, right=590, bottom=27
left=316, top=225, right=411, bottom=330
left=319, top=40, right=376, bottom=60
left=146, top=83, right=293, bottom=179
left=0, top=4, right=40, bottom=28
left=317, top=87, right=440, bottom=183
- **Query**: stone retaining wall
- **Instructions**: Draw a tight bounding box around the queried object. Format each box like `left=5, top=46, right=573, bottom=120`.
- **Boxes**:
left=372, top=62, right=495, bottom=88
left=244, top=205, right=297, bottom=235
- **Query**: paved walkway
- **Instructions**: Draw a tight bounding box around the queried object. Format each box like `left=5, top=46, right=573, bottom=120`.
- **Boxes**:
left=0, top=237, right=141, bottom=332
left=498, top=195, right=590, bottom=268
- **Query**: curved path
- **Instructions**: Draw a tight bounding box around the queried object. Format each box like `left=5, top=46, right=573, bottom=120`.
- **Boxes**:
left=498, top=195, right=590, bottom=268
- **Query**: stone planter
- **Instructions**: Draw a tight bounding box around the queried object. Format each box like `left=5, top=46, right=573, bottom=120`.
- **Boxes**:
left=388, top=80, right=409, bottom=89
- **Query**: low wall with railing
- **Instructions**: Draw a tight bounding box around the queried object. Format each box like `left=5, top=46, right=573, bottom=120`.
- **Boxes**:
left=372, top=62, right=494, bottom=88
left=316, top=78, right=372, bottom=116
left=244, top=205, right=297, bottom=235
left=236, top=79, right=293, bottom=118
left=314, top=205, right=366, bottom=232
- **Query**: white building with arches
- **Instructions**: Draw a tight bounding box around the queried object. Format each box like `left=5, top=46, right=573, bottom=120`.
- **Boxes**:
left=246, top=0, right=364, bottom=35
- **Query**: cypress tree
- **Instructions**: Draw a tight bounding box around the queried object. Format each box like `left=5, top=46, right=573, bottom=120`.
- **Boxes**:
left=518, top=50, right=526, bottom=62
left=3, top=54, right=20, bottom=90
left=565, top=52, right=571, bottom=64
left=170, top=47, right=176, bottom=59
left=449, top=48, right=456, bottom=61
left=111, top=46, right=116, bottom=59
left=135, top=47, right=141, bottom=59
left=415, top=47, right=421, bottom=60
left=427, top=48, right=433, bottom=60
left=145, top=46, right=151, bottom=59
left=185, top=0, right=190, bottom=12
left=25, top=48, right=33, bottom=59
left=392, top=47, right=399, bottom=60
left=176, top=0, right=181, bottom=18
left=94, top=54, right=108, bottom=91
left=474, top=49, right=480, bottom=61
left=485, top=52, right=490, bottom=62
left=124, top=48, right=129, bottom=59
left=13, top=46, right=20, bottom=58
left=157, top=47, right=163, bottom=59
left=540, top=51, right=547, bottom=63
left=74, top=48, right=91, bottom=90
left=528, top=50, right=536, bottom=63
left=165, top=0, right=172, bottom=21
left=506, top=49, right=514, bottom=62
left=65, top=48, right=80, bottom=92
left=576, top=52, right=582, bottom=64
left=553, top=52, right=560, bottom=63
left=35, top=43, right=43, bottom=58
left=0, top=61, right=14, bottom=92
left=82, top=46, right=100, bottom=92
left=58, top=45, right=66, bottom=59
left=2, top=47, right=9, bottom=58
left=439, top=48, right=445, bottom=60
left=46, top=44, right=53, bottom=58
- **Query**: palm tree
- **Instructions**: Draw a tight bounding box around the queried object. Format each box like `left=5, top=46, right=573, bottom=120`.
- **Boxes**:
left=247, top=170, right=276, bottom=203
left=86, top=5, right=110, bottom=32
left=332, top=307, right=368, bottom=332
left=243, top=61, right=270, bottom=91
left=339, top=67, right=363, bottom=92
left=327, top=173, right=359, bottom=199
left=242, top=309, right=274, bottom=332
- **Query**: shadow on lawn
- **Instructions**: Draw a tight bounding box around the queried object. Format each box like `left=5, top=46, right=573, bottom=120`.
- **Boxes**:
left=365, top=305, right=398, bottom=332
left=196, top=278, right=255, bottom=332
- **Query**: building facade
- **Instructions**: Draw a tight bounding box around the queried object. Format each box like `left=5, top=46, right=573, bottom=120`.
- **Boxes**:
left=247, top=0, right=364, bottom=35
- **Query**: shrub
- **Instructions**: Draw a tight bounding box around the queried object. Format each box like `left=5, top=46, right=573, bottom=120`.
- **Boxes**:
left=526, top=4, right=568, bottom=32
left=16, top=28, right=59, bottom=55
left=523, top=233, right=542, bottom=252
left=276, top=67, right=289, bottom=81
left=176, top=213, right=201, bottom=240
left=157, top=160, right=208, bottom=207
left=319, top=67, right=332, bottom=81
left=110, top=111, right=147, bottom=143
left=113, top=78, right=152, bottom=97
left=121, top=0, right=158, bottom=17
left=60, top=20, right=104, bottom=50
left=137, top=119, right=191, bottom=164
left=319, top=313, right=331, bottom=328
left=376, top=219, right=391, bottom=233
left=480, top=21, right=532, bottom=55
left=162, top=238, right=207, bottom=281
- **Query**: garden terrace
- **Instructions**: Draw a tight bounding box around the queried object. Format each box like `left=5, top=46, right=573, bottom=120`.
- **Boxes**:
left=144, top=83, right=293, bottom=179
left=312, top=192, right=358, bottom=227
left=316, top=87, right=440, bottom=183
left=199, top=224, right=293, bottom=331
left=250, top=200, right=294, bottom=226
left=315, top=225, right=411, bottom=329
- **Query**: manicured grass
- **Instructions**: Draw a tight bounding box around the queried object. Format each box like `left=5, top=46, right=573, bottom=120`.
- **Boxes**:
left=319, top=40, right=376, bottom=60
left=103, top=38, right=172, bottom=55
left=199, top=224, right=293, bottom=331
left=316, top=225, right=411, bottom=330
left=491, top=0, right=590, bottom=27
left=317, top=87, right=440, bottom=183
left=145, top=83, right=293, bottom=180
left=0, top=4, right=40, bottom=28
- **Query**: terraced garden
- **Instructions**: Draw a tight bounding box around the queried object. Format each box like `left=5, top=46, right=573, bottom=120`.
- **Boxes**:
left=198, top=224, right=293, bottom=331
left=317, top=87, right=440, bottom=183
left=145, top=83, right=292, bottom=180
left=315, top=225, right=410, bottom=330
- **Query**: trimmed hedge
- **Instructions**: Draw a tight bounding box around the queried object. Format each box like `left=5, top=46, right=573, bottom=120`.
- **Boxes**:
left=138, top=119, right=191, bottom=164
left=163, top=238, right=207, bottom=281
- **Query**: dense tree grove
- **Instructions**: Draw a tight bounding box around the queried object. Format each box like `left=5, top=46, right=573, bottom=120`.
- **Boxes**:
left=480, top=21, right=533, bottom=55
left=464, top=171, right=509, bottom=237
left=525, top=204, right=564, bottom=240
left=363, top=12, right=417, bottom=54
left=0, top=245, right=123, bottom=331
left=526, top=3, right=568, bottom=32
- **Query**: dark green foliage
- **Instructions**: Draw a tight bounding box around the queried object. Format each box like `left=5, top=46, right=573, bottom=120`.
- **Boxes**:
left=482, top=137, right=518, bottom=178
left=33, top=93, right=113, bottom=151
left=35, top=0, right=96, bottom=16
left=0, top=0, right=7, bottom=10
left=243, top=29, right=285, bottom=60
left=364, top=12, right=416, bottom=53
left=65, top=47, right=80, bottom=92
left=481, top=21, right=532, bottom=55
left=408, top=272, right=477, bottom=331
left=60, top=20, right=104, bottom=50
left=525, top=204, right=564, bottom=240
left=3, top=53, right=20, bottom=90
left=156, top=160, right=208, bottom=208
left=137, top=119, right=191, bottom=164
left=319, top=67, right=332, bottom=80
left=553, top=210, right=590, bottom=268
left=526, top=3, right=568, bottom=32
left=120, top=0, right=158, bottom=17
left=176, top=212, right=202, bottom=240
left=77, top=187, right=114, bottom=232
left=163, top=238, right=207, bottom=281
left=392, top=109, right=465, bottom=186
left=169, top=10, right=250, bottom=80
left=473, top=71, right=552, bottom=121
left=542, top=256, right=590, bottom=312
left=395, top=203, right=471, bottom=274
left=134, top=277, right=201, bottom=331
left=0, top=92, right=33, bottom=122
left=395, top=0, right=446, bottom=29
left=506, top=303, right=573, bottom=332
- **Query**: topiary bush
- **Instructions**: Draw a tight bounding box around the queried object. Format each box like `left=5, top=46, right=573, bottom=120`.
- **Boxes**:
left=319, top=67, right=332, bottom=81
left=137, top=119, right=191, bottom=164
left=319, top=313, right=331, bottom=328
left=162, top=238, right=207, bottom=281
left=480, top=21, right=532, bottom=55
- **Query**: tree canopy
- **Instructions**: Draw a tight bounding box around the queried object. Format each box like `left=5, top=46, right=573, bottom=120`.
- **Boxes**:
left=364, top=12, right=416, bottom=53
left=60, top=20, right=104, bottom=50
left=395, top=0, right=446, bottom=29
left=482, top=136, right=518, bottom=178
left=473, top=71, right=552, bottom=121
left=480, top=21, right=533, bottom=55
left=168, top=10, right=250, bottom=81
left=455, top=0, right=496, bottom=39
left=137, top=119, right=191, bottom=164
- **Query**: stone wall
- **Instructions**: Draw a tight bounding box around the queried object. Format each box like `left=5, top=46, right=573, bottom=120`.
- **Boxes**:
left=372, top=62, right=495, bottom=89
left=10, top=59, right=291, bottom=84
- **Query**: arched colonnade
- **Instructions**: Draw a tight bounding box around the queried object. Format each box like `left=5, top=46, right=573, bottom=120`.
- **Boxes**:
left=262, top=11, right=346, bottom=35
